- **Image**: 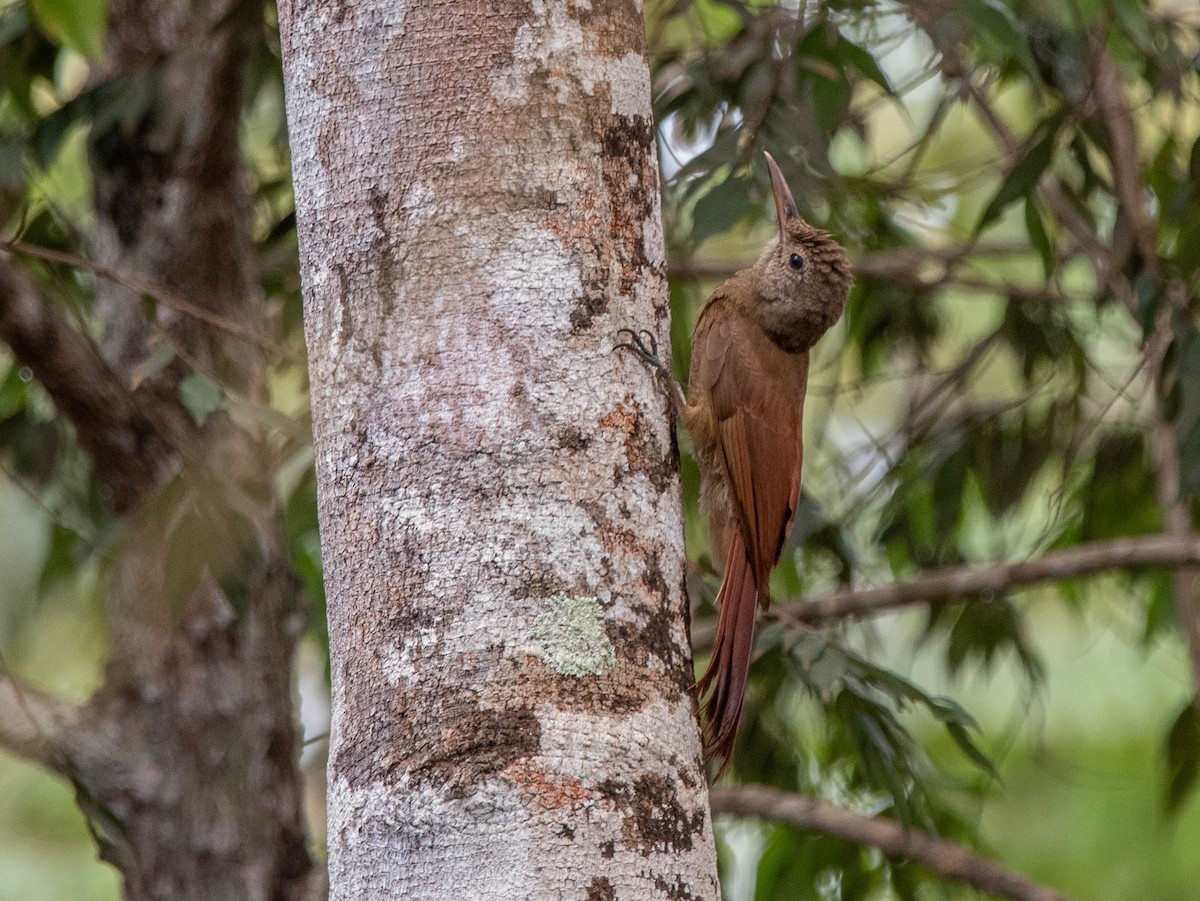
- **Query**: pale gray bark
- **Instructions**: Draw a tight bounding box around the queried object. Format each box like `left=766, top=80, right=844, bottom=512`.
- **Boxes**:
left=280, top=0, right=718, bottom=897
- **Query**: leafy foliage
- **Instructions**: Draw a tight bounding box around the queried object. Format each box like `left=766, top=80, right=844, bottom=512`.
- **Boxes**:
left=650, top=0, right=1200, bottom=893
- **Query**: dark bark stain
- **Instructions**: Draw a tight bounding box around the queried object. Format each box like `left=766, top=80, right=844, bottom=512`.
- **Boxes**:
left=557, top=425, right=589, bottom=452
left=316, top=117, right=341, bottom=170
left=654, top=874, right=703, bottom=901
left=517, top=570, right=572, bottom=600
left=574, top=498, right=691, bottom=701
left=408, top=705, right=542, bottom=791
left=337, top=677, right=543, bottom=794
left=332, top=687, right=405, bottom=790
left=368, top=185, right=399, bottom=316
left=599, top=114, right=658, bottom=296
left=631, top=549, right=695, bottom=697
left=597, top=773, right=707, bottom=857
left=570, top=291, right=608, bottom=332
left=586, top=876, right=617, bottom=901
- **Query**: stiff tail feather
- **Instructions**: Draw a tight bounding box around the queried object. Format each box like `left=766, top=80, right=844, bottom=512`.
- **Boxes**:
left=696, top=530, right=759, bottom=776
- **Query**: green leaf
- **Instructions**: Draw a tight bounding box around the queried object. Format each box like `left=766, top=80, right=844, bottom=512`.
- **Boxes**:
left=946, top=721, right=998, bottom=778
left=976, top=115, right=1062, bottom=235
left=1024, top=196, right=1053, bottom=278
left=1164, top=698, right=1200, bottom=814
left=28, top=0, right=106, bottom=60
left=38, top=522, right=80, bottom=595
left=1142, top=572, right=1174, bottom=646
left=179, top=372, right=223, bottom=427
left=690, top=172, right=749, bottom=246
left=32, top=71, right=157, bottom=168
left=958, top=0, right=1039, bottom=79
left=837, top=34, right=894, bottom=95
left=1188, top=134, right=1200, bottom=194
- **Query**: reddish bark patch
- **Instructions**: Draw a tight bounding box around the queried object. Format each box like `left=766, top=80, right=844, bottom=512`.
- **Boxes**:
left=598, top=396, right=676, bottom=494
left=505, top=760, right=593, bottom=813
left=505, top=653, right=650, bottom=716
left=568, top=0, right=646, bottom=58
left=383, top=0, right=535, bottom=207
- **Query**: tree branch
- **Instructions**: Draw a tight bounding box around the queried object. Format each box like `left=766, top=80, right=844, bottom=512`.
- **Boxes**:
left=1084, top=36, right=1200, bottom=708
left=1090, top=41, right=1158, bottom=272
left=691, top=534, right=1200, bottom=648
left=0, top=256, right=175, bottom=512
left=797, top=533, right=1200, bottom=622
left=0, top=673, right=84, bottom=777
left=0, top=239, right=278, bottom=354
left=710, top=785, right=1071, bottom=901
left=670, top=244, right=1061, bottom=300
left=1146, top=307, right=1200, bottom=713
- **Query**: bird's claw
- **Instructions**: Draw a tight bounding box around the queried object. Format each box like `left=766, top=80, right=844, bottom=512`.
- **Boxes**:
left=614, top=328, right=667, bottom=375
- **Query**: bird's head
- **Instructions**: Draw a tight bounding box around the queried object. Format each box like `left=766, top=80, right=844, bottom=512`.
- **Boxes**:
left=749, top=152, right=853, bottom=353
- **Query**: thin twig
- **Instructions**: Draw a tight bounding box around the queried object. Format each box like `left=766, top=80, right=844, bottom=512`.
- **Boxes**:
left=1090, top=40, right=1158, bottom=273
left=1146, top=308, right=1200, bottom=715
left=691, top=534, right=1200, bottom=648
left=0, top=669, right=82, bottom=777
left=710, top=785, right=1071, bottom=901
left=1, top=239, right=279, bottom=354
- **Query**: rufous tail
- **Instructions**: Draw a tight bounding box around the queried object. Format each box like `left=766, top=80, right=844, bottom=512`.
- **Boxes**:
left=695, top=530, right=759, bottom=776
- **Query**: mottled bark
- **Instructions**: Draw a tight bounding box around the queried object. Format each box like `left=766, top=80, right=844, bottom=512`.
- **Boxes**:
left=0, top=2, right=322, bottom=899
left=280, top=0, right=717, bottom=897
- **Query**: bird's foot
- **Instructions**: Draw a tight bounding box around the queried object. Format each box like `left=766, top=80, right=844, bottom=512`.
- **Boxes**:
left=614, top=327, right=686, bottom=417
left=614, top=328, right=669, bottom=377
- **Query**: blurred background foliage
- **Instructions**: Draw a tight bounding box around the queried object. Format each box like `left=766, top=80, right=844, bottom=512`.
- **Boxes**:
left=1, top=0, right=1200, bottom=898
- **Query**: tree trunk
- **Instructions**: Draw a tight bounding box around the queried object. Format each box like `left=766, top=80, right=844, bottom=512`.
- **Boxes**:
left=0, top=2, right=321, bottom=898
left=279, top=0, right=718, bottom=897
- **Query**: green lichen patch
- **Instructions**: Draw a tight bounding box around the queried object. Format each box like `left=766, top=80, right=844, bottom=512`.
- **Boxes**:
left=530, top=595, right=616, bottom=677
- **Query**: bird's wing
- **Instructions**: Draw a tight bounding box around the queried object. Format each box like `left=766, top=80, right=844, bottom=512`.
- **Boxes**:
left=693, top=307, right=806, bottom=603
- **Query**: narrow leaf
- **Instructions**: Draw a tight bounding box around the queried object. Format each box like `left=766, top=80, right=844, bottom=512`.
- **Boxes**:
left=838, top=34, right=894, bottom=95
left=1024, top=195, right=1053, bottom=278
left=976, top=116, right=1061, bottom=234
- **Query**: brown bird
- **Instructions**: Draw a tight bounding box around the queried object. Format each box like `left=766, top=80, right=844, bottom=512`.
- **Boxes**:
left=620, top=152, right=852, bottom=773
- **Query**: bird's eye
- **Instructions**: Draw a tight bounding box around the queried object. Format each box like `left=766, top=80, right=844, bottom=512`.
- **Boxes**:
left=789, top=253, right=804, bottom=271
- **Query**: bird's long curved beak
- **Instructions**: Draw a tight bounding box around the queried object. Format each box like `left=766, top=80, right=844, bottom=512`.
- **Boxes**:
left=764, top=151, right=800, bottom=243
